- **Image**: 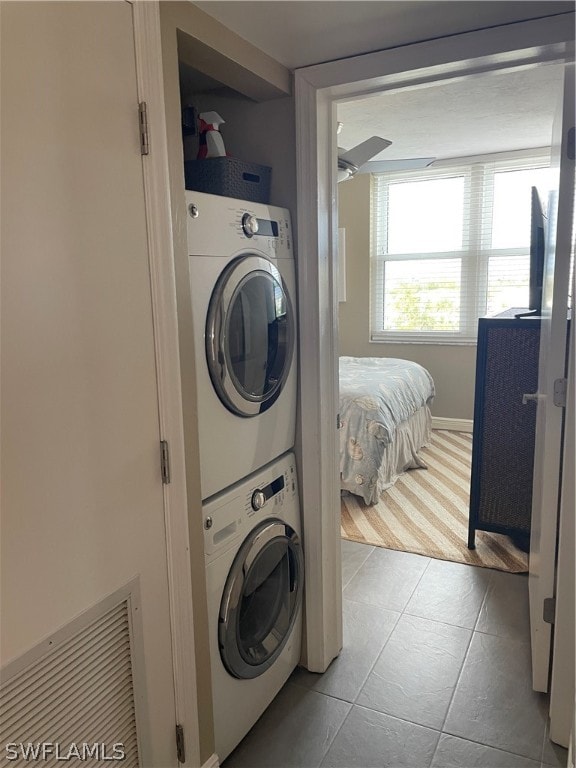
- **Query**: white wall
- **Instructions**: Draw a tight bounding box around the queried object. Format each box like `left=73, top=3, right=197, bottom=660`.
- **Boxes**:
left=1, top=3, right=177, bottom=761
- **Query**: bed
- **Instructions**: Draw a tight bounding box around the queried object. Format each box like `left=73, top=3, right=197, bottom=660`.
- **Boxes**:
left=339, top=356, right=435, bottom=504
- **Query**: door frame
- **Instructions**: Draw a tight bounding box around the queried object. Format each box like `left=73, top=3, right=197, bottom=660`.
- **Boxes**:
left=132, top=3, right=201, bottom=766
left=529, top=57, right=575, bottom=695
left=294, top=13, right=575, bottom=673
left=549, top=258, right=576, bottom=746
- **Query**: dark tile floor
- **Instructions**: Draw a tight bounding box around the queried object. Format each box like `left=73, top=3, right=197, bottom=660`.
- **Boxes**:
left=224, top=541, right=568, bottom=768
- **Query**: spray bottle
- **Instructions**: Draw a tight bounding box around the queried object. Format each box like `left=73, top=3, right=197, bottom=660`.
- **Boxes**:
left=197, top=111, right=226, bottom=159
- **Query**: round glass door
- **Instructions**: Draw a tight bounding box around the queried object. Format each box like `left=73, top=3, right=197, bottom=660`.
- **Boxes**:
left=219, top=519, right=303, bottom=680
left=206, top=255, right=294, bottom=417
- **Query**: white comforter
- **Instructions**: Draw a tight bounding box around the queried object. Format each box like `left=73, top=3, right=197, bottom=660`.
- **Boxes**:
left=339, top=356, right=435, bottom=504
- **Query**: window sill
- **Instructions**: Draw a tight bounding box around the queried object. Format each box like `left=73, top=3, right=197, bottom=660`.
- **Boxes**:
left=369, top=336, right=477, bottom=347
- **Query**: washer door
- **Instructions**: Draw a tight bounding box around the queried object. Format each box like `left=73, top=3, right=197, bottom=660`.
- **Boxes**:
left=206, top=255, right=294, bottom=417
left=219, top=519, right=304, bottom=680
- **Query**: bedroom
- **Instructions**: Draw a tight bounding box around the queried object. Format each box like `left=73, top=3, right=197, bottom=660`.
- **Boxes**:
left=335, top=63, right=560, bottom=564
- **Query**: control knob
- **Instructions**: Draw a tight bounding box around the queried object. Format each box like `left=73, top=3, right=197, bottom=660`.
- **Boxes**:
left=242, top=213, right=259, bottom=238
left=251, top=489, right=266, bottom=511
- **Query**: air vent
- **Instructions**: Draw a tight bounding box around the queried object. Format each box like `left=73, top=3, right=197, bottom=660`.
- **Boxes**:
left=0, top=596, right=140, bottom=767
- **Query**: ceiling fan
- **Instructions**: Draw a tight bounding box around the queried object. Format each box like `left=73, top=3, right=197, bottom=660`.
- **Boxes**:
left=337, top=128, right=435, bottom=183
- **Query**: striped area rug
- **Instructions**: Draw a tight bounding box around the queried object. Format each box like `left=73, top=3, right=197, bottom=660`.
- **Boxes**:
left=341, top=429, right=528, bottom=573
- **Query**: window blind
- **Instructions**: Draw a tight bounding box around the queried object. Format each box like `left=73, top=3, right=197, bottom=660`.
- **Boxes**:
left=370, top=154, right=552, bottom=344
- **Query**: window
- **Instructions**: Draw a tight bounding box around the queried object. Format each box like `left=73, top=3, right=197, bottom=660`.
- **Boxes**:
left=371, top=155, right=554, bottom=343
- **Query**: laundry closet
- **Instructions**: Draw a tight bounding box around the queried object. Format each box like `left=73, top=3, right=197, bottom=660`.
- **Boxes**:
left=158, top=5, right=300, bottom=763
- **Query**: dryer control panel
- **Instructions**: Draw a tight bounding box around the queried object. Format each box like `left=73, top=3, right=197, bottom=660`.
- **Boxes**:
left=237, top=211, right=291, bottom=254
left=186, top=190, right=293, bottom=261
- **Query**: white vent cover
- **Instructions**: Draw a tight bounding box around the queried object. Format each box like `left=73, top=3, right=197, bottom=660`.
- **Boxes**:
left=0, top=596, right=140, bottom=767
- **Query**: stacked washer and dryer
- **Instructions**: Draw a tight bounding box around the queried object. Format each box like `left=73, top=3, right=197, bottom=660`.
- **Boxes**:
left=186, top=191, right=303, bottom=762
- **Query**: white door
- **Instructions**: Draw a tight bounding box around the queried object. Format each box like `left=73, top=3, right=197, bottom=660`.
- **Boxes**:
left=529, top=57, right=575, bottom=693
left=549, top=272, right=575, bottom=746
left=1, top=2, right=177, bottom=763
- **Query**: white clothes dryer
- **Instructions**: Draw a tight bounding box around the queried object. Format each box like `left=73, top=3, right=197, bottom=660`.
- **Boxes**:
left=203, top=452, right=303, bottom=763
left=187, top=191, right=297, bottom=500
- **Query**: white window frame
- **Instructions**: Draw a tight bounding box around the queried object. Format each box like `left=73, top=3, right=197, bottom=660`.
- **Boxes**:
left=370, top=152, right=551, bottom=345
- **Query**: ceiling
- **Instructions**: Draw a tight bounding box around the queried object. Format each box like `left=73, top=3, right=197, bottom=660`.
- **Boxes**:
left=194, top=1, right=574, bottom=70
left=337, top=62, right=563, bottom=162
left=193, top=1, right=571, bottom=162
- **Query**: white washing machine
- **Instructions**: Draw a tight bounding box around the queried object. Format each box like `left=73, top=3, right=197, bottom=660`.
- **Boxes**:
left=187, top=191, right=297, bottom=500
left=203, top=452, right=303, bottom=763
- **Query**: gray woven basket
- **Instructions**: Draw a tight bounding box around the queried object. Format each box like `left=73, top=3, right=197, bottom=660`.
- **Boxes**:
left=184, top=157, right=271, bottom=204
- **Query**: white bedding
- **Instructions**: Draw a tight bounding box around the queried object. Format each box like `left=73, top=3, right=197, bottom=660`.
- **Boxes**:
left=339, top=356, right=435, bottom=504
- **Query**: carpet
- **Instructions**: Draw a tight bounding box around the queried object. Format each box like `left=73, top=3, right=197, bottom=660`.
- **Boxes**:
left=340, top=429, right=528, bottom=573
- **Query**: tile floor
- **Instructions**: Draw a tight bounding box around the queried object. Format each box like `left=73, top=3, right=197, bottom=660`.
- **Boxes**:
left=223, top=541, right=568, bottom=768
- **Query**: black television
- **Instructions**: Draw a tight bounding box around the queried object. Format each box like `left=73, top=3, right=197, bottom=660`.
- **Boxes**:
left=516, top=185, right=546, bottom=318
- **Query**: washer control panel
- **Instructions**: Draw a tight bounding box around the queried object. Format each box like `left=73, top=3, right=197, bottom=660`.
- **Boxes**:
left=251, top=489, right=267, bottom=511
left=250, top=475, right=284, bottom=511
left=203, top=453, right=298, bottom=557
left=246, top=460, right=296, bottom=516
left=241, top=213, right=259, bottom=238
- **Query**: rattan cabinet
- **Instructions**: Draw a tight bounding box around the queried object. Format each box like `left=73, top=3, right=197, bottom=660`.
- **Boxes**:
left=468, top=313, right=541, bottom=550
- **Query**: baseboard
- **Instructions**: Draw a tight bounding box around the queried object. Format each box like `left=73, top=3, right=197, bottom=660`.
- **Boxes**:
left=202, top=753, right=220, bottom=768
left=432, top=417, right=473, bottom=433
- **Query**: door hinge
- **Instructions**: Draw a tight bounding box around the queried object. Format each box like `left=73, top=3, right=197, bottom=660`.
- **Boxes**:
left=139, top=101, right=149, bottom=156
left=160, top=440, right=171, bottom=485
left=553, top=378, right=567, bottom=408
left=175, top=724, right=185, bottom=764
left=336, top=413, right=341, bottom=430
left=543, top=597, right=556, bottom=625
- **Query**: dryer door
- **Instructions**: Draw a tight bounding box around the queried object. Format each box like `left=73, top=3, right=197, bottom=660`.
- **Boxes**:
left=206, top=255, right=294, bottom=417
left=219, top=519, right=303, bottom=679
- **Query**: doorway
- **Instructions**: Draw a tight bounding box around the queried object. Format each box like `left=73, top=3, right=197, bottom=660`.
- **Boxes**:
left=335, top=66, right=559, bottom=570
left=294, top=12, right=574, bottom=743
